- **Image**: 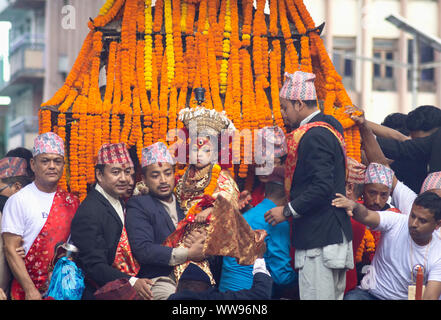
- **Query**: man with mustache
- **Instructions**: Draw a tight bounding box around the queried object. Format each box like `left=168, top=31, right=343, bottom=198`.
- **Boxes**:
left=71, top=143, right=153, bottom=300
left=1, top=132, right=79, bottom=300
left=362, top=163, right=398, bottom=213
left=125, top=142, right=206, bottom=300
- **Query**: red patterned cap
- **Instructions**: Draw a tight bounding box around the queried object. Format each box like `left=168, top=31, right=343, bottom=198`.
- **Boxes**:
left=0, top=157, right=28, bottom=179
left=346, top=157, right=366, bottom=184
left=420, top=172, right=441, bottom=193
left=280, top=71, right=317, bottom=101
left=364, top=163, right=393, bottom=189
left=96, top=143, right=134, bottom=167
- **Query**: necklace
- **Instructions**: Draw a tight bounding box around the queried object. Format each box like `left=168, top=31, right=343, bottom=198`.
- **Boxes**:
left=409, top=235, right=432, bottom=283
left=181, top=164, right=214, bottom=194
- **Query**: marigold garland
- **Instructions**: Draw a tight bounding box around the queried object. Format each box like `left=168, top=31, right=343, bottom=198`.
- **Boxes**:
left=355, top=228, right=376, bottom=263
left=40, top=0, right=364, bottom=197
left=144, top=0, right=153, bottom=91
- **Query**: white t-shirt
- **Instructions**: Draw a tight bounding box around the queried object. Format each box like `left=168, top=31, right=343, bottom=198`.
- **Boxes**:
left=391, top=181, right=418, bottom=216
left=392, top=180, right=441, bottom=240
left=360, top=210, right=441, bottom=300
left=1, top=182, right=55, bottom=254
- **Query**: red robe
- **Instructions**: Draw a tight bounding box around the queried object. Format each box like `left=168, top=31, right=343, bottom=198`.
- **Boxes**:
left=11, top=188, right=79, bottom=300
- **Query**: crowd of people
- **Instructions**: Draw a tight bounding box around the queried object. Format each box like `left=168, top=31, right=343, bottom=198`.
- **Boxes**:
left=0, top=70, right=441, bottom=301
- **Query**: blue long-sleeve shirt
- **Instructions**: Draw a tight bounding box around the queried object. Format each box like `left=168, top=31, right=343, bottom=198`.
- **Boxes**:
left=219, top=198, right=297, bottom=292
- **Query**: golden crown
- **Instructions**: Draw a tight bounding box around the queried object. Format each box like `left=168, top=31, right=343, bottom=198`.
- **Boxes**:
left=178, top=107, right=236, bottom=136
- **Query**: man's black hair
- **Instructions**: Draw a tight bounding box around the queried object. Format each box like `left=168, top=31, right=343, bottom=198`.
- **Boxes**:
left=176, top=280, right=211, bottom=293
left=0, top=175, right=32, bottom=188
left=406, top=105, right=441, bottom=133
left=303, top=100, right=318, bottom=109
left=94, top=164, right=106, bottom=181
left=382, top=113, right=410, bottom=136
left=413, top=191, right=441, bottom=221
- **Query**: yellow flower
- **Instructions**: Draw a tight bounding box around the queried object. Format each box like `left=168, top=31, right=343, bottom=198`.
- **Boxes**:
left=164, top=0, right=175, bottom=87
left=145, top=0, right=153, bottom=91
left=99, top=0, right=115, bottom=16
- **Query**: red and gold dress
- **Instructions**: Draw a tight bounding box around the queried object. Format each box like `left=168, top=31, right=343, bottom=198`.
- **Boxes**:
left=164, top=163, right=239, bottom=285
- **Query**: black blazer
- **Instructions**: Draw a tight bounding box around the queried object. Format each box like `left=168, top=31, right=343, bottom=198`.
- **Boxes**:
left=289, top=112, right=353, bottom=250
left=378, top=128, right=441, bottom=174
left=167, top=273, right=273, bottom=300
left=125, top=194, right=185, bottom=279
left=70, top=188, right=130, bottom=299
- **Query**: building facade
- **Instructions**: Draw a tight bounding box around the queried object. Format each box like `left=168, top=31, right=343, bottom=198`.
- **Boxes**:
left=305, top=0, right=441, bottom=123
left=0, top=0, right=105, bottom=154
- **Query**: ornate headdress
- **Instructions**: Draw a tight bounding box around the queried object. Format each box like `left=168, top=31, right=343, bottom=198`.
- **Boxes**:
left=178, top=107, right=236, bottom=137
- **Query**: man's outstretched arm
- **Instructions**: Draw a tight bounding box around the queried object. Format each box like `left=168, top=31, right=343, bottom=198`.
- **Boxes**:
left=332, top=193, right=380, bottom=230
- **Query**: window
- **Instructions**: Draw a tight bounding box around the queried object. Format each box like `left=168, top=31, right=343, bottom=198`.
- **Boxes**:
left=372, top=39, right=398, bottom=91
left=408, top=39, right=436, bottom=92
left=332, top=37, right=356, bottom=90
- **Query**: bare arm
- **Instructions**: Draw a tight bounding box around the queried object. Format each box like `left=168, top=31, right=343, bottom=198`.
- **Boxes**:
left=349, top=108, right=398, bottom=191
left=366, top=120, right=410, bottom=142
left=423, top=281, right=441, bottom=300
left=332, top=193, right=381, bottom=230
left=2, top=233, right=41, bottom=300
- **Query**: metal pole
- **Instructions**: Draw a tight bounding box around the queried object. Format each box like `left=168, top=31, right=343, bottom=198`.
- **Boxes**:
left=412, top=35, right=419, bottom=108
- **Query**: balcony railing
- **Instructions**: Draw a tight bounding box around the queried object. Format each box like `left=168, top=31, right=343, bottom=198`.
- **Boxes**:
left=10, top=32, right=45, bottom=54
left=8, top=34, right=44, bottom=83
left=8, top=115, right=38, bottom=137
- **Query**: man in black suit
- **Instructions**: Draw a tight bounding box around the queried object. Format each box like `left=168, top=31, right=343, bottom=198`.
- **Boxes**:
left=70, top=143, right=153, bottom=300
left=265, top=71, right=353, bottom=300
left=125, top=142, right=206, bottom=300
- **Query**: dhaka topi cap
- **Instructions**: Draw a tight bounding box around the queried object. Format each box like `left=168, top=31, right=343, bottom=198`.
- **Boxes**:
left=33, top=132, right=65, bottom=157
left=0, top=157, right=28, bottom=179
left=279, top=71, right=317, bottom=101
left=420, top=172, right=441, bottom=193
left=364, top=163, right=394, bottom=189
left=257, top=126, right=287, bottom=159
left=346, top=157, right=367, bottom=184
left=141, top=142, right=175, bottom=168
left=96, top=143, right=134, bottom=167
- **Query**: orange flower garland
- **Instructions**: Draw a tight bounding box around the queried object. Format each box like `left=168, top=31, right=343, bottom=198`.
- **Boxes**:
left=269, top=0, right=278, bottom=37
left=56, top=113, right=68, bottom=191
left=241, top=0, right=252, bottom=48
left=172, top=0, right=184, bottom=88
left=69, top=121, right=79, bottom=193
left=40, top=109, right=52, bottom=134
left=41, top=31, right=93, bottom=107
left=40, top=0, right=364, bottom=196
left=144, top=0, right=153, bottom=91
left=355, top=228, right=376, bottom=263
